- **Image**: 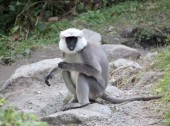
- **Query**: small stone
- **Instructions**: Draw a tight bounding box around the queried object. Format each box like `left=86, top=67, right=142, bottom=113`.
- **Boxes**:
left=143, top=52, right=158, bottom=60
left=29, top=106, right=33, bottom=109
left=34, top=91, right=42, bottom=95
left=48, top=17, right=59, bottom=22
left=121, top=27, right=137, bottom=38
left=108, top=26, right=114, bottom=31
left=113, top=58, right=142, bottom=69
left=0, top=94, right=3, bottom=98
left=105, top=85, right=122, bottom=97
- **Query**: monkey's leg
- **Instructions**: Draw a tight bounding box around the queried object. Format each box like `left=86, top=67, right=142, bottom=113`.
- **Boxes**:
left=62, top=70, right=76, bottom=95
left=62, top=70, right=78, bottom=102
left=77, top=74, right=90, bottom=104
left=62, top=74, right=90, bottom=111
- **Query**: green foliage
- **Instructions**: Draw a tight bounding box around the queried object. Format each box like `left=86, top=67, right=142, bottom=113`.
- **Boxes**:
left=156, top=48, right=170, bottom=71
left=166, top=35, right=170, bottom=44
left=0, top=34, right=40, bottom=64
left=166, top=112, right=170, bottom=126
left=0, top=98, right=5, bottom=106
left=1, top=0, right=170, bottom=63
left=0, top=0, right=75, bottom=35
left=0, top=0, right=116, bottom=35
left=155, top=50, right=170, bottom=100
left=0, top=98, right=48, bottom=126
left=155, top=48, right=170, bottom=126
left=78, top=1, right=142, bottom=26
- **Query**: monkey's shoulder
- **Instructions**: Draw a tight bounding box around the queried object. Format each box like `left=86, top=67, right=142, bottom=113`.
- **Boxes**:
left=83, top=43, right=106, bottom=59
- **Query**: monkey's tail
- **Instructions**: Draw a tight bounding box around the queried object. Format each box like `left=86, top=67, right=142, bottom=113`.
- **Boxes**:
left=101, top=92, right=162, bottom=104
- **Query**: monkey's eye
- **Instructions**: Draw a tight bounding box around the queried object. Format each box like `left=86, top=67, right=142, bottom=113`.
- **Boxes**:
left=66, top=36, right=78, bottom=51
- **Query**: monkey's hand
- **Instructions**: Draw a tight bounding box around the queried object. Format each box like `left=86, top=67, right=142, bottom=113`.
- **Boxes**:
left=45, top=74, right=52, bottom=86
left=44, top=66, right=61, bottom=86
left=58, top=62, right=72, bottom=70
left=58, top=62, right=98, bottom=77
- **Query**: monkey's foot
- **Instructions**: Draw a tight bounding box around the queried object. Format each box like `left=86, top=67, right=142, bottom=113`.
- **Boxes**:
left=68, top=97, right=78, bottom=103
left=61, top=103, right=90, bottom=111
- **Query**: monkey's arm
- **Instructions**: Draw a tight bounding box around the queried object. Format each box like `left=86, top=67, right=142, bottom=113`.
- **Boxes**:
left=45, top=66, right=61, bottom=86
left=58, top=62, right=98, bottom=76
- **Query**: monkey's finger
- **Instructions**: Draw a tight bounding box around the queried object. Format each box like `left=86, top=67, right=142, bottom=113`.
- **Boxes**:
left=45, top=80, right=51, bottom=86
left=61, top=106, right=70, bottom=111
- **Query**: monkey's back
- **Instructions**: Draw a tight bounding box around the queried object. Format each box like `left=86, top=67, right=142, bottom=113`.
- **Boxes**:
left=82, top=43, right=109, bottom=87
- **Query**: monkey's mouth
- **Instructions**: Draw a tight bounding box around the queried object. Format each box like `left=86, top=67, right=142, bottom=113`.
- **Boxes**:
left=68, top=46, right=76, bottom=51
left=67, top=41, right=77, bottom=51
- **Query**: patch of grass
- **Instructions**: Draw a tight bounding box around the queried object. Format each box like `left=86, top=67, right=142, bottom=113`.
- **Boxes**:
left=74, top=0, right=170, bottom=32
left=0, top=34, right=39, bottom=64
left=166, top=112, right=170, bottom=126
left=156, top=48, right=170, bottom=71
left=74, top=0, right=144, bottom=32
left=155, top=48, right=170, bottom=126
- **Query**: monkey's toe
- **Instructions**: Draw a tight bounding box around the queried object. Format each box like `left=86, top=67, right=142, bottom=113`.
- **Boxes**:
left=61, top=103, right=89, bottom=111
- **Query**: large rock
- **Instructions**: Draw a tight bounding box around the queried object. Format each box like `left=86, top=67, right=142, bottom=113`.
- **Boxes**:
left=0, top=58, right=68, bottom=117
left=0, top=58, right=63, bottom=92
left=102, top=44, right=140, bottom=62
left=2, top=77, right=68, bottom=116
left=42, top=103, right=112, bottom=125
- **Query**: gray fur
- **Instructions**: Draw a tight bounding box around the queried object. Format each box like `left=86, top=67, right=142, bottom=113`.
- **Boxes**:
left=59, top=43, right=108, bottom=110
left=45, top=29, right=162, bottom=111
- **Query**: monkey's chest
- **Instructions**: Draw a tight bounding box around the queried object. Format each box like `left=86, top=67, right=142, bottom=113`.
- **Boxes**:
left=70, top=71, right=79, bottom=85
left=64, top=53, right=83, bottom=84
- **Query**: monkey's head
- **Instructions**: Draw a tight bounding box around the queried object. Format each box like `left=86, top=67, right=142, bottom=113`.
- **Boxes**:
left=59, top=28, right=87, bottom=54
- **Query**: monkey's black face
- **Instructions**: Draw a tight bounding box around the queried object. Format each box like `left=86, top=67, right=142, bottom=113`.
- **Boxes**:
left=66, top=36, right=78, bottom=51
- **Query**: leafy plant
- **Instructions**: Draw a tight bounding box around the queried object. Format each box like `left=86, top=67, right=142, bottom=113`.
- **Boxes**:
left=0, top=98, right=48, bottom=126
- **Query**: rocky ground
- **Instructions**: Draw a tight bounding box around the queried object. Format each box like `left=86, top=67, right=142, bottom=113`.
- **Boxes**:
left=0, top=30, right=165, bottom=126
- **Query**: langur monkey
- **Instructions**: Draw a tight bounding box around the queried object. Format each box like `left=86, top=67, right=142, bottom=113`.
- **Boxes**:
left=45, top=28, right=161, bottom=110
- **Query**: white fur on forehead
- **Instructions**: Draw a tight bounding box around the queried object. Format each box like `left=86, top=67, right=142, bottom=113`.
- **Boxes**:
left=59, top=28, right=87, bottom=54
left=60, top=28, right=83, bottom=38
